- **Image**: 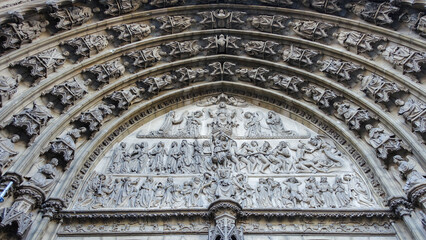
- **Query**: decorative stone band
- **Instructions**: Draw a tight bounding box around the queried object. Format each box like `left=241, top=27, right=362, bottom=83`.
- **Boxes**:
left=55, top=208, right=395, bottom=220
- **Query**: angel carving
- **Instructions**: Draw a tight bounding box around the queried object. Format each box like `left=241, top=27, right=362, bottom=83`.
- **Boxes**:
left=243, top=111, right=263, bottom=137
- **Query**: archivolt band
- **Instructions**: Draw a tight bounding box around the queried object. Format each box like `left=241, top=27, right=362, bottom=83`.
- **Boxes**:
left=0, top=1, right=424, bottom=240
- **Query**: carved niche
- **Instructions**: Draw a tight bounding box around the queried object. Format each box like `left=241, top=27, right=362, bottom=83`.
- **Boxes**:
left=359, top=74, right=406, bottom=104
left=204, top=35, right=241, bottom=54
left=282, top=45, right=320, bottom=68
left=290, top=20, right=335, bottom=41
left=61, top=34, right=110, bottom=62
left=165, top=40, right=201, bottom=58
left=42, top=78, right=87, bottom=112
left=155, top=15, right=194, bottom=33
left=10, top=48, right=65, bottom=85
left=123, top=46, right=166, bottom=70
left=334, top=30, right=387, bottom=54
left=71, top=104, right=115, bottom=138
left=82, top=59, right=125, bottom=89
left=346, top=2, right=399, bottom=26
left=72, top=95, right=379, bottom=212
left=3, top=102, right=52, bottom=145
left=318, top=58, right=364, bottom=83
left=379, top=45, right=426, bottom=75
left=198, top=9, right=246, bottom=29
left=243, top=40, right=279, bottom=58
left=248, top=15, right=289, bottom=33
left=0, top=75, right=20, bottom=107
left=108, top=23, right=153, bottom=44
left=48, top=5, right=93, bottom=31
left=0, top=19, right=49, bottom=51
left=99, top=0, right=143, bottom=16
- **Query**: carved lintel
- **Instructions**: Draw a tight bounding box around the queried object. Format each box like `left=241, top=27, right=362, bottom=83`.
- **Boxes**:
left=40, top=198, right=66, bottom=218
left=388, top=197, right=413, bottom=218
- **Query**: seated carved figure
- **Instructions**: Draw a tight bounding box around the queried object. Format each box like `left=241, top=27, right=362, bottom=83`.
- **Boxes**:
left=27, top=158, right=59, bottom=191
left=365, top=124, right=406, bottom=160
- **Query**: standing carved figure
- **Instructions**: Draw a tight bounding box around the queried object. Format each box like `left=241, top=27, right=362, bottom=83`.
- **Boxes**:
left=333, top=177, right=350, bottom=207
left=180, top=111, right=202, bottom=137
left=304, top=177, right=320, bottom=208
left=215, top=169, right=235, bottom=199
left=244, top=112, right=262, bottom=137
left=149, top=111, right=183, bottom=136
left=318, top=177, right=335, bottom=208
left=284, top=177, right=303, bottom=207
left=149, top=141, right=166, bottom=172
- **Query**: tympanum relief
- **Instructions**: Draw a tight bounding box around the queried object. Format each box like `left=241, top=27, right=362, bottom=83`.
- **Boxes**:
left=73, top=94, right=378, bottom=211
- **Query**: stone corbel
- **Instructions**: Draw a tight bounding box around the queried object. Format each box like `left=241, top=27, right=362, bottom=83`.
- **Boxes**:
left=388, top=197, right=413, bottom=218
left=40, top=198, right=66, bottom=219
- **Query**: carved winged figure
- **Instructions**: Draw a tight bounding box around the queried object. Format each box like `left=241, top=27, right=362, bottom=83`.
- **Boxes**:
left=290, top=20, right=334, bottom=40
left=380, top=45, right=426, bottom=74
left=198, top=9, right=246, bottom=29
left=248, top=15, right=288, bottom=33
left=156, top=15, right=193, bottom=33
left=334, top=30, right=386, bottom=54
left=282, top=45, right=320, bottom=68
left=396, top=98, right=426, bottom=134
left=269, top=74, right=304, bottom=93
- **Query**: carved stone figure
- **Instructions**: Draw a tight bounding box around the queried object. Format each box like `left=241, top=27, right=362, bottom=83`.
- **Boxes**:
left=180, top=111, right=203, bottom=137
left=140, top=73, right=176, bottom=94
left=5, top=102, right=52, bottom=145
left=26, top=158, right=58, bottom=191
left=334, top=30, right=386, bottom=54
left=303, top=0, right=342, bottom=14
left=266, top=111, right=294, bottom=136
left=148, top=142, right=165, bottom=171
left=346, top=2, right=399, bottom=26
left=410, top=13, right=426, bottom=37
left=61, top=34, right=109, bottom=62
left=303, top=177, right=319, bottom=208
left=318, top=58, right=364, bottom=82
left=78, top=173, right=112, bottom=209
left=244, top=112, right=262, bottom=137
left=379, top=45, right=426, bottom=74
left=49, top=5, right=93, bottom=31
left=209, top=62, right=236, bottom=80
left=365, top=124, right=406, bottom=160
left=243, top=40, right=279, bottom=58
left=215, top=169, right=235, bottom=199
left=42, top=78, right=87, bottom=110
left=109, top=23, right=153, bottom=44
left=396, top=98, right=426, bottom=134
left=124, top=46, right=166, bottom=69
left=342, top=174, right=374, bottom=207
left=83, top=59, right=125, bottom=89
left=71, top=104, right=115, bottom=138
left=290, top=20, right=334, bottom=41
left=166, top=40, right=200, bottom=58
left=99, top=0, right=143, bottom=16
left=393, top=155, right=426, bottom=193
left=208, top=104, right=238, bottom=135
left=148, top=110, right=183, bottom=136
left=334, top=101, right=372, bottom=131
left=333, top=177, right=350, bottom=207
left=302, top=84, right=338, bottom=109
left=284, top=177, right=303, bottom=207
left=204, top=35, right=240, bottom=53
left=248, top=15, right=288, bottom=33
left=198, top=9, right=246, bottom=29
left=175, top=67, right=209, bottom=84
left=0, top=135, right=19, bottom=172
left=150, top=0, right=184, bottom=7
left=236, top=67, right=269, bottom=84
left=43, top=128, right=86, bottom=167
left=258, top=0, right=293, bottom=6
left=103, top=87, right=140, bottom=112
left=11, top=48, right=65, bottom=85
left=359, top=74, right=404, bottom=103
left=269, top=74, right=304, bottom=93
left=0, top=75, right=20, bottom=107
left=0, top=20, right=49, bottom=51
left=282, top=45, right=320, bottom=68
left=156, top=15, right=194, bottom=33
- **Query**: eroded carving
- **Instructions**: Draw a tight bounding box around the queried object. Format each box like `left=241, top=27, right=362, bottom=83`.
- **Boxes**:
left=198, top=9, right=246, bottom=29
left=396, top=98, right=426, bottom=134
left=334, top=101, right=372, bottom=131
left=0, top=75, right=20, bottom=107
left=0, top=20, right=49, bottom=51
left=71, top=104, right=115, bottom=138
left=359, top=74, right=405, bottom=104
left=334, top=30, right=386, bottom=54
left=290, top=20, right=334, bottom=41
left=0, top=135, right=19, bottom=172
left=244, top=40, right=279, bottom=58
left=282, top=45, right=320, bottom=68
left=248, top=15, right=288, bottom=33
left=379, top=45, right=426, bottom=75
left=108, top=23, right=153, bottom=44
left=25, top=158, right=59, bottom=191
left=156, top=15, right=194, bottom=33
left=204, top=35, right=240, bottom=54
left=365, top=124, right=408, bottom=161
left=269, top=74, right=304, bottom=93
left=124, top=46, right=166, bottom=69
left=42, top=78, right=87, bottom=110
left=318, top=58, right=364, bottom=83
left=100, top=0, right=143, bottom=16
left=82, top=59, right=125, bottom=89
left=49, top=5, right=93, bottom=31
left=346, top=2, right=399, bottom=26
left=61, top=34, right=109, bottom=62
left=166, top=40, right=200, bottom=58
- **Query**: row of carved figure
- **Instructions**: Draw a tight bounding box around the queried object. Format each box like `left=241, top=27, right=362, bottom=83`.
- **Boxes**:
left=107, top=136, right=346, bottom=175
left=0, top=1, right=423, bottom=53
left=76, top=172, right=374, bottom=209
left=140, top=108, right=297, bottom=138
